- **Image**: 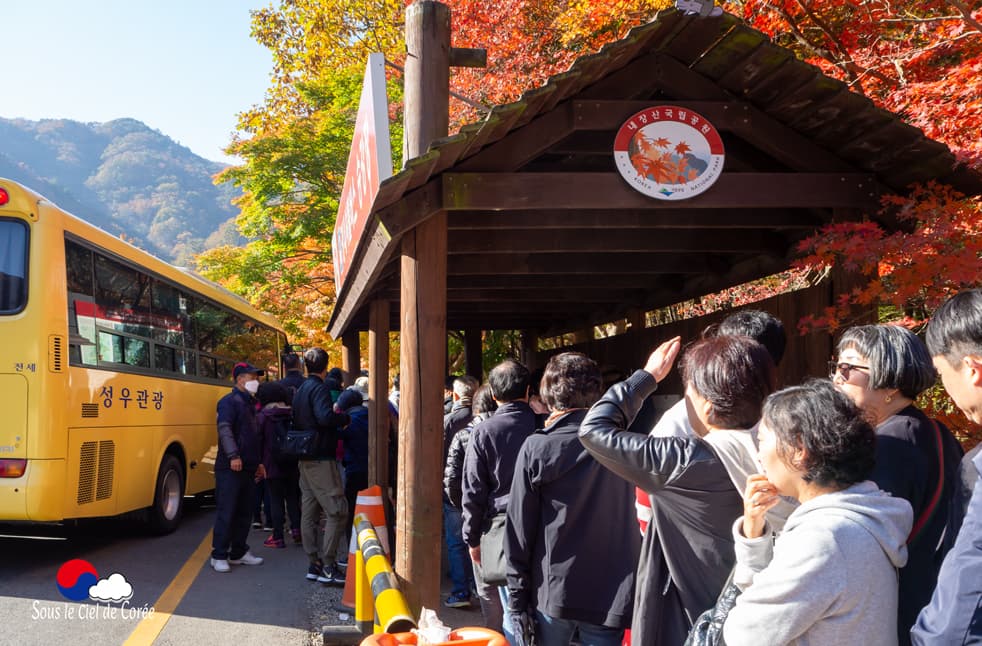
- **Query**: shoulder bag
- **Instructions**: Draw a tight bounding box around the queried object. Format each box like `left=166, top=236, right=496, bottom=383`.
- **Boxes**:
left=684, top=568, right=741, bottom=646
left=479, top=512, right=509, bottom=586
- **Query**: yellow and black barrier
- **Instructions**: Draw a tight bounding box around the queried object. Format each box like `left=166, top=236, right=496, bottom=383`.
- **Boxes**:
left=354, top=512, right=416, bottom=635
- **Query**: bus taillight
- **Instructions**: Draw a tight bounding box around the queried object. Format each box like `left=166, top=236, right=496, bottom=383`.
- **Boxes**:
left=0, top=459, right=27, bottom=478
left=0, top=187, right=9, bottom=206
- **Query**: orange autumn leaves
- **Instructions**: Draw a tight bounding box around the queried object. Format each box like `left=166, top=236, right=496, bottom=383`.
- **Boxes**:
left=630, top=133, right=699, bottom=184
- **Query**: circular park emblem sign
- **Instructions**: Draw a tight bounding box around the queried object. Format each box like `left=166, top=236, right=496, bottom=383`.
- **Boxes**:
left=614, top=105, right=725, bottom=201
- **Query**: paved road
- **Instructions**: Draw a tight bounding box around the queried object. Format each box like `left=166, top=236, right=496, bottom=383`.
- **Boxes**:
left=0, top=500, right=351, bottom=646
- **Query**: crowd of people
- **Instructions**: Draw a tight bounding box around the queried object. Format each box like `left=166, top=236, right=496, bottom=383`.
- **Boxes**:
left=445, top=290, right=981, bottom=646
left=209, top=346, right=385, bottom=587
left=208, top=288, right=982, bottom=646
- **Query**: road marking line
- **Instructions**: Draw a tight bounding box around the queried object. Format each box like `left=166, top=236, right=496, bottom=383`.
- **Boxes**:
left=122, top=528, right=212, bottom=646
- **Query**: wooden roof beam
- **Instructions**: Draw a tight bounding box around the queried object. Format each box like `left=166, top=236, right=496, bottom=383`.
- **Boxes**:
left=448, top=208, right=825, bottom=230
left=453, top=101, right=577, bottom=172
left=447, top=252, right=734, bottom=275
left=447, top=228, right=786, bottom=254
left=382, top=287, right=648, bottom=303
left=443, top=172, right=879, bottom=211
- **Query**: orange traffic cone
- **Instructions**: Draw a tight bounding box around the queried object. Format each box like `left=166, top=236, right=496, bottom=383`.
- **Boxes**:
left=341, top=485, right=390, bottom=610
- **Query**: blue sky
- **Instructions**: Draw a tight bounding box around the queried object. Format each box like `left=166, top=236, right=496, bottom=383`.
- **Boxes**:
left=4, top=0, right=273, bottom=164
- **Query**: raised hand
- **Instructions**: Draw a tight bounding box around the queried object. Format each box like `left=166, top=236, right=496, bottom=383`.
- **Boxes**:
left=743, top=473, right=780, bottom=539
left=644, top=336, right=682, bottom=383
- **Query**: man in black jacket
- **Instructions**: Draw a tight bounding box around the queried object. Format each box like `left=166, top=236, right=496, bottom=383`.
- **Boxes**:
left=211, top=362, right=267, bottom=573
left=293, top=347, right=349, bottom=585
left=462, top=360, right=535, bottom=638
left=277, top=352, right=305, bottom=404
left=443, top=375, right=479, bottom=609
left=506, top=352, right=639, bottom=645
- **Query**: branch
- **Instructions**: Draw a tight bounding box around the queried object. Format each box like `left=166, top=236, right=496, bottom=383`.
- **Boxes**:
left=761, top=1, right=861, bottom=86
left=946, top=0, right=982, bottom=34
left=878, top=15, right=964, bottom=24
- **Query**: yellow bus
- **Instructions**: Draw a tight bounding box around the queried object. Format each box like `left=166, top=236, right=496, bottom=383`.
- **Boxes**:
left=0, top=178, right=288, bottom=533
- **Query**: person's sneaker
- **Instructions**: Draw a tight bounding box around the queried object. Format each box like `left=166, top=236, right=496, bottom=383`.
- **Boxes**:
left=262, top=525, right=274, bottom=532
left=306, top=561, right=324, bottom=581
left=251, top=519, right=262, bottom=529
left=210, top=558, right=230, bottom=573
left=291, top=529, right=302, bottom=544
left=263, top=535, right=286, bottom=549
left=444, top=592, right=472, bottom=609
left=228, top=551, right=264, bottom=566
left=316, top=564, right=346, bottom=585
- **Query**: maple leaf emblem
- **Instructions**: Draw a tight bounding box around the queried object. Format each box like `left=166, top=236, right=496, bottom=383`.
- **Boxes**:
left=674, top=141, right=691, bottom=156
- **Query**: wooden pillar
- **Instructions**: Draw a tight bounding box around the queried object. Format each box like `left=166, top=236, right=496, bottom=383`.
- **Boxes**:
left=341, top=330, right=360, bottom=387
left=397, top=0, right=450, bottom=614
left=571, top=326, right=593, bottom=346
left=521, top=330, right=538, bottom=371
left=464, top=328, right=482, bottom=381
left=368, top=300, right=391, bottom=491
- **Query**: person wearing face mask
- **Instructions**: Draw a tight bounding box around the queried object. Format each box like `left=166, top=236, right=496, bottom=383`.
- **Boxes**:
left=211, top=362, right=268, bottom=573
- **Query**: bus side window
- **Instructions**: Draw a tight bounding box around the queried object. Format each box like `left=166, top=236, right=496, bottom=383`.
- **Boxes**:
left=65, top=240, right=98, bottom=365
left=151, top=280, right=196, bottom=376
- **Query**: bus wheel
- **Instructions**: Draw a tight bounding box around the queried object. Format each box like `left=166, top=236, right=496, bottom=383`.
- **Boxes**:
left=148, top=454, right=185, bottom=535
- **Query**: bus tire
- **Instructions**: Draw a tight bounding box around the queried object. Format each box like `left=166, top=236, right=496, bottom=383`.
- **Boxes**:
left=148, top=454, right=185, bottom=535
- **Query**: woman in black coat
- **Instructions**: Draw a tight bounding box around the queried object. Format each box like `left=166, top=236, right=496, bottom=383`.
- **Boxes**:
left=832, top=324, right=964, bottom=645
left=580, top=335, right=776, bottom=645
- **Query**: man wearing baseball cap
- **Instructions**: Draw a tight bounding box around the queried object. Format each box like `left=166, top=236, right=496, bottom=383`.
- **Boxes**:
left=211, top=361, right=268, bottom=573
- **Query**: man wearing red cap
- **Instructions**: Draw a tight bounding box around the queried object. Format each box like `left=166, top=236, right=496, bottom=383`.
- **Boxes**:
left=211, top=361, right=267, bottom=573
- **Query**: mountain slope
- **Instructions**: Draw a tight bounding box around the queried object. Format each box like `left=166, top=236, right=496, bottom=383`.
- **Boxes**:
left=0, top=117, right=242, bottom=264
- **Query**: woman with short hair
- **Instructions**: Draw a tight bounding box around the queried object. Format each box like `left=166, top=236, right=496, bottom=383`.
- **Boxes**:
left=724, top=380, right=913, bottom=646
left=833, top=324, right=963, bottom=643
left=579, top=335, right=776, bottom=645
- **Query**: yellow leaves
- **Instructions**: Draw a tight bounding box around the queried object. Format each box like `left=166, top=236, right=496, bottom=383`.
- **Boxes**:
left=552, top=0, right=672, bottom=46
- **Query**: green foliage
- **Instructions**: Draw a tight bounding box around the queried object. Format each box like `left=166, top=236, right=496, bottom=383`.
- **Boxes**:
left=198, top=66, right=404, bottom=347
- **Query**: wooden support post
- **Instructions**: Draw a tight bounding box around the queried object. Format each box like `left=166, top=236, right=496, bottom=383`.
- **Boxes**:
left=464, top=329, right=483, bottom=381
left=397, top=0, right=450, bottom=614
left=402, top=2, right=451, bottom=167
left=341, top=330, right=361, bottom=387
left=368, top=300, right=391, bottom=491
left=571, top=327, right=593, bottom=345
left=521, top=330, right=538, bottom=371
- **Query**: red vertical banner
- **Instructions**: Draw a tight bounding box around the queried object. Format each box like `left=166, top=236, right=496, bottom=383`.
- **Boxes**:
left=332, top=53, right=393, bottom=290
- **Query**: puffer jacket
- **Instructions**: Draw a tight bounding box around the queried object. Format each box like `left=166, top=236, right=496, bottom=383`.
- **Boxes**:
left=444, top=411, right=491, bottom=508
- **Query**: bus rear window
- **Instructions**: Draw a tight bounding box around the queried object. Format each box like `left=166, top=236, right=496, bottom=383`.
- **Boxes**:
left=0, top=219, right=29, bottom=314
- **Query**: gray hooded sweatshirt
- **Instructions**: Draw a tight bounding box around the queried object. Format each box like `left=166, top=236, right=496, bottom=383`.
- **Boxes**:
left=724, top=481, right=913, bottom=646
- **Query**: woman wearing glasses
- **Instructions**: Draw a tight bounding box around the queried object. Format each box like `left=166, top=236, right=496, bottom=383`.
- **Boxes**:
left=831, top=324, right=963, bottom=645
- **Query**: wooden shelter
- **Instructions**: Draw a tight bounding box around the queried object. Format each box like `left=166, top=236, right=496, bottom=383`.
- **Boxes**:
left=328, top=4, right=981, bottom=611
